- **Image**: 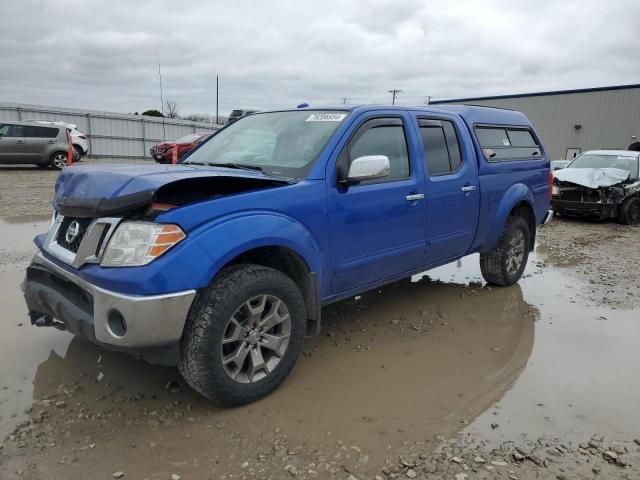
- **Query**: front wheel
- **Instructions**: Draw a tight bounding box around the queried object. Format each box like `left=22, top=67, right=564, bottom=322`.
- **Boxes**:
left=618, top=197, right=640, bottom=225
left=179, top=264, right=306, bottom=406
left=480, top=216, right=530, bottom=286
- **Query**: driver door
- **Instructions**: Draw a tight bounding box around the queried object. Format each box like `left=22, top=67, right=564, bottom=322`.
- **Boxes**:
left=327, top=114, right=426, bottom=294
left=0, top=124, right=27, bottom=164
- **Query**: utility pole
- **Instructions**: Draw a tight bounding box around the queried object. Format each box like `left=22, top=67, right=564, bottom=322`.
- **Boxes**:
left=216, top=75, right=219, bottom=125
left=158, top=63, right=166, bottom=140
left=424, top=95, right=431, bottom=106
left=388, top=89, right=401, bottom=105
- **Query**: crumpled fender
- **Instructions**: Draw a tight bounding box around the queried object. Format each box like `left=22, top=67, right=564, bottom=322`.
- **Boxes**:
left=192, top=211, right=325, bottom=288
left=483, top=183, right=536, bottom=252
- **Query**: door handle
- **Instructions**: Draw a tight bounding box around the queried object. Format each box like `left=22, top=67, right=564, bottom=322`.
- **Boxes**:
left=405, top=193, right=425, bottom=201
left=48, top=140, right=55, bottom=143
left=461, top=185, right=476, bottom=192
left=16, top=140, right=24, bottom=144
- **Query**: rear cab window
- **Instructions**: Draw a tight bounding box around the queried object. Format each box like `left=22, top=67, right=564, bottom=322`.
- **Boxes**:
left=475, top=126, right=541, bottom=161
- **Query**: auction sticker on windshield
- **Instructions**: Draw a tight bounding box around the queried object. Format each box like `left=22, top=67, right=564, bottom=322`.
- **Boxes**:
left=306, top=113, right=347, bottom=122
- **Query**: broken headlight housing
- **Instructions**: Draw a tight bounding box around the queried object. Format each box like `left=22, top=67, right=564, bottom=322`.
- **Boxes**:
left=101, top=222, right=186, bottom=267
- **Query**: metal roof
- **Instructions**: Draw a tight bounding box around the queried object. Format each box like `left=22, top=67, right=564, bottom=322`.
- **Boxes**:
left=430, top=83, right=640, bottom=104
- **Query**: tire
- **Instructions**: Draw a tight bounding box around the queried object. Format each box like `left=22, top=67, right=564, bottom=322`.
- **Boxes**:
left=179, top=264, right=306, bottom=406
left=73, top=144, right=84, bottom=160
left=480, top=216, right=530, bottom=286
left=617, top=197, right=640, bottom=225
left=49, top=151, right=68, bottom=170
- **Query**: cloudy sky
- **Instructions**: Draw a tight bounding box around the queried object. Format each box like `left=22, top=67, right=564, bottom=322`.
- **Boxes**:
left=1, top=0, right=639, bottom=116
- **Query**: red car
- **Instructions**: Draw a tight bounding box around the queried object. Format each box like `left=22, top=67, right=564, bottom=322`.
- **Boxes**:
left=150, top=133, right=212, bottom=163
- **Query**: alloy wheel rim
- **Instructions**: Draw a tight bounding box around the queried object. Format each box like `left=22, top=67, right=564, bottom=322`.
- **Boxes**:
left=506, top=229, right=526, bottom=275
left=53, top=154, right=67, bottom=169
left=221, top=294, right=291, bottom=383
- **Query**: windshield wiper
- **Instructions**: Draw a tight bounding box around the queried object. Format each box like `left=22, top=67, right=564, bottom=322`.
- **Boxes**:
left=204, top=162, right=265, bottom=173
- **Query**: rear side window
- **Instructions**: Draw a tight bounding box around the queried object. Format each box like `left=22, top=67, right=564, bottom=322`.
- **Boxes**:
left=25, top=126, right=58, bottom=138
left=476, top=126, right=541, bottom=161
left=349, top=122, right=410, bottom=181
left=419, top=118, right=463, bottom=175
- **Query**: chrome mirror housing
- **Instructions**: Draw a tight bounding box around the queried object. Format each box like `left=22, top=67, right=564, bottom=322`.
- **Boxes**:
left=347, top=155, right=390, bottom=182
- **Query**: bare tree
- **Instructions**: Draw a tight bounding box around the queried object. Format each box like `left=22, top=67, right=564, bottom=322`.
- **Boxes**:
left=164, top=99, right=180, bottom=118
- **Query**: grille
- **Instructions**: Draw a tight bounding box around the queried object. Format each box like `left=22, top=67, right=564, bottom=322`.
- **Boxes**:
left=55, top=217, right=92, bottom=253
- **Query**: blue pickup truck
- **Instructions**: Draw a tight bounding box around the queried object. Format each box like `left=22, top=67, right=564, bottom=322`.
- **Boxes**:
left=23, top=105, right=552, bottom=405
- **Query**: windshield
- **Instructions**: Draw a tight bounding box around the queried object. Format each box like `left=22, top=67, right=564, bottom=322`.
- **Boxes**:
left=185, top=110, right=348, bottom=178
left=175, top=133, right=201, bottom=143
left=569, top=153, right=639, bottom=179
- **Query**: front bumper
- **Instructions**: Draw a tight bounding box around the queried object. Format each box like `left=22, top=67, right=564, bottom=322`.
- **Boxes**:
left=23, top=252, right=196, bottom=351
left=551, top=199, right=618, bottom=218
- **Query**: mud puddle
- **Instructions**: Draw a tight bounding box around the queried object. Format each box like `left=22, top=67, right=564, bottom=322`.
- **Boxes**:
left=425, top=254, right=640, bottom=444
left=1, top=218, right=639, bottom=479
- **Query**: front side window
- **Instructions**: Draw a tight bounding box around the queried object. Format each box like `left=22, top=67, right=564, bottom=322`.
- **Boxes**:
left=349, top=121, right=410, bottom=181
left=0, top=125, right=23, bottom=137
left=185, top=110, right=348, bottom=179
left=476, top=126, right=541, bottom=161
left=419, top=119, right=463, bottom=175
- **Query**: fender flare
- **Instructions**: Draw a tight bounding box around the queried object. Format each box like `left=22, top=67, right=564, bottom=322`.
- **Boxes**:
left=192, top=211, right=325, bottom=294
left=483, top=183, right=536, bottom=252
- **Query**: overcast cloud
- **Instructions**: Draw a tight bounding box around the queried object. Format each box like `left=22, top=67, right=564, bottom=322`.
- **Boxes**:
left=1, top=0, right=639, bottom=116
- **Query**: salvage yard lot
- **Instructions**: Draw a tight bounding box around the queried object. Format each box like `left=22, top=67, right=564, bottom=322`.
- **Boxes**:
left=1, top=162, right=640, bottom=479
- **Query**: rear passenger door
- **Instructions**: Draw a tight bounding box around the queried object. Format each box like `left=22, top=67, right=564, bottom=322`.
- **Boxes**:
left=0, top=124, right=27, bottom=163
left=24, top=126, right=59, bottom=163
left=416, top=116, right=480, bottom=265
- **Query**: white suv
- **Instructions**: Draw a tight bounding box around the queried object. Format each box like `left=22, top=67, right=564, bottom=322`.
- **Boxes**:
left=32, top=121, right=89, bottom=158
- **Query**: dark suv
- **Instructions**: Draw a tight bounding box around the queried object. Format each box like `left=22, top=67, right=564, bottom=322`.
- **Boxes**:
left=228, top=109, right=258, bottom=124
left=0, top=121, right=73, bottom=169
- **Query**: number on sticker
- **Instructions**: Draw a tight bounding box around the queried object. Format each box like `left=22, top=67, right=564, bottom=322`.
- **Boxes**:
left=305, top=113, right=347, bottom=122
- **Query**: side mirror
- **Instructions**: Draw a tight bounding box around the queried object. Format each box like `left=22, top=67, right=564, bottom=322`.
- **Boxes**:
left=347, top=155, right=390, bottom=183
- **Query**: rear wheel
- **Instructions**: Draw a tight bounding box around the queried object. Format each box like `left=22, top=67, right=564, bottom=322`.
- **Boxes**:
left=179, top=264, right=306, bottom=406
left=49, top=152, right=68, bottom=170
left=73, top=144, right=84, bottom=159
left=618, top=197, right=640, bottom=225
left=480, top=216, right=530, bottom=286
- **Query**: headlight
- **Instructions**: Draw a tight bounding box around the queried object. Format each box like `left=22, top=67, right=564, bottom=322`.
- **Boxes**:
left=101, top=222, right=186, bottom=267
left=552, top=185, right=559, bottom=196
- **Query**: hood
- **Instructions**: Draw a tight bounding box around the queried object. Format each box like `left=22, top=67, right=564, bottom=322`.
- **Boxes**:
left=554, top=167, right=631, bottom=189
left=53, top=163, right=291, bottom=218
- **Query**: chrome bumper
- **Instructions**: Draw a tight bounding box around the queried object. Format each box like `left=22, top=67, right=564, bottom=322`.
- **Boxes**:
left=23, top=252, right=196, bottom=349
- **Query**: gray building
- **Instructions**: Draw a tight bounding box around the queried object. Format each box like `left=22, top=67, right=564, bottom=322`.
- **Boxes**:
left=431, top=84, right=640, bottom=160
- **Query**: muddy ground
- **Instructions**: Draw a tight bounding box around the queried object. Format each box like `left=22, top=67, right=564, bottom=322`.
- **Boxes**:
left=1, top=163, right=639, bottom=479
